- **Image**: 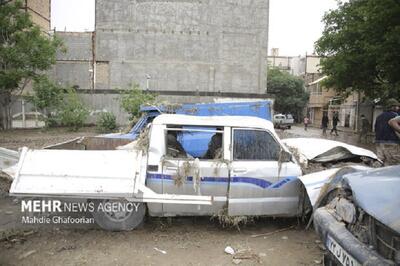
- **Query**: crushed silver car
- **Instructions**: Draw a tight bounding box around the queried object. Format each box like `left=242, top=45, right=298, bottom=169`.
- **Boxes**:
left=311, top=165, right=400, bottom=266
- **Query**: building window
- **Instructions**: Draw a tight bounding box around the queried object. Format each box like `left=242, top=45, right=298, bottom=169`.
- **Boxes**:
left=311, top=83, right=322, bottom=95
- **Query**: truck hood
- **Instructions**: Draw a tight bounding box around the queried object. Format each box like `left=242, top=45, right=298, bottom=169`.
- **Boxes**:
left=282, top=138, right=379, bottom=163
left=343, top=166, right=400, bottom=234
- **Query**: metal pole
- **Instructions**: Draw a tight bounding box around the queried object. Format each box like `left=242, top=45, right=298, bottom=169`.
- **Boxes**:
left=22, top=99, right=26, bottom=128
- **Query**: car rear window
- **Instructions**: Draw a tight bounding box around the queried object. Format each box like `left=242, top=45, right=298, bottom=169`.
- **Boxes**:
left=165, top=126, right=223, bottom=159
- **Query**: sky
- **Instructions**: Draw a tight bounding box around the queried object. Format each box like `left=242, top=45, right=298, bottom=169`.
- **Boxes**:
left=51, top=0, right=95, bottom=32
left=51, top=0, right=339, bottom=56
left=269, top=0, right=338, bottom=55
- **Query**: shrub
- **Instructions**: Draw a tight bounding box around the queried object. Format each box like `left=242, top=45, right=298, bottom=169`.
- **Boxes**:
left=58, top=88, right=89, bottom=131
left=26, top=76, right=64, bottom=127
left=120, top=84, right=157, bottom=120
left=96, top=111, right=117, bottom=132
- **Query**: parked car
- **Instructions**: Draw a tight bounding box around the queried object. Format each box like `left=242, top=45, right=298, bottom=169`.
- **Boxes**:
left=273, top=113, right=294, bottom=129
left=310, top=166, right=400, bottom=266
left=7, top=115, right=379, bottom=231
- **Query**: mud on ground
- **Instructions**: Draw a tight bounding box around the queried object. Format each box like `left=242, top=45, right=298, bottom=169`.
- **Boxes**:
left=0, top=217, right=323, bottom=266
left=0, top=127, right=98, bottom=150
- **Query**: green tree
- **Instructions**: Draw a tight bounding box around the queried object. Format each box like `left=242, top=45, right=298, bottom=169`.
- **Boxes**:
left=315, top=0, right=400, bottom=100
left=26, top=76, right=64, bottom=127
left=120, top=84, right=157, bottom=121
left=267, top=68, right=309, bottom=122
left=0, top=1, right=63, bottom=129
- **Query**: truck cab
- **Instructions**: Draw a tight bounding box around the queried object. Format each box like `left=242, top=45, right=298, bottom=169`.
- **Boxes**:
left=146, top=114, right=302, bottom=217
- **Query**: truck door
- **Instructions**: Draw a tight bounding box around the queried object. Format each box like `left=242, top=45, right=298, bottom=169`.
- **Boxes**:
left=158, top=126, right=230, bottom=216
left=228, top=128, right=302, bottom=216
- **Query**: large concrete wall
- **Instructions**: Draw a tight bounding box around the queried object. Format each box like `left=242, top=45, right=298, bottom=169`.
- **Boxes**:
left=54, top=1, right=270, bottom=94
left=51, top=0, right=270, bottom=125
left=95, top=0, right=269, bottom=94
left=55, top=32, right=94, bottom=90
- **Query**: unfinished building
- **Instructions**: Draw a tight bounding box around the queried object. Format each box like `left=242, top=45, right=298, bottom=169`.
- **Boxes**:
left=54, top=0, right=270, bottom=123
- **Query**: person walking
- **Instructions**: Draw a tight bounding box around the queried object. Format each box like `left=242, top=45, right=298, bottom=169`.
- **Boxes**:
left=321, top=113, right=329, bottom=136
left=330, top=112, right=340, bottom=136
left=358, top=114, right=370, bottom=143
left=303, top=116, right=310, bottom=131
left=374, top=98, right=400, bottom=165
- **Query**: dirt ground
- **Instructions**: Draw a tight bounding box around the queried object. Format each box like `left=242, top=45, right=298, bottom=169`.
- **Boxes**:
left=0, top=127, right=324, bottom=266
left=0, top=216, right=323, bottom=266
left=0, top=127, right=98, bottom=150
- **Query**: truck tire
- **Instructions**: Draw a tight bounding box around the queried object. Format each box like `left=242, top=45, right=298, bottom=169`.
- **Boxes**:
left=91, top=199, right=146, bottom=231
left=288, top=125, right=291, bottom=129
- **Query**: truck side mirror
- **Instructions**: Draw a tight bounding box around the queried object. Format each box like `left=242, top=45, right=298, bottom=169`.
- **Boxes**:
left=280, top=150, right=293, bottom=162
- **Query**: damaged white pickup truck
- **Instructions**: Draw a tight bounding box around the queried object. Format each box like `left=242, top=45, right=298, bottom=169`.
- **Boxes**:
left=5, top=114, right=379, bottom=231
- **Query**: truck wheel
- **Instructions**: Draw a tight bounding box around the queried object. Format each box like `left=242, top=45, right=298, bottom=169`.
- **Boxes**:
left=91, top=199, right=146, bottom=231
left=288, top=125, right=291, bottom=129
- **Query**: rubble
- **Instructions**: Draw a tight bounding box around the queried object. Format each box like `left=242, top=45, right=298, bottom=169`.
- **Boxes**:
left=212, top=206, right=254, bottom=230
left=153, top=247, right=167, bottom=255
left=19, top=250, right=37, bottom=260
left=224, top=246, right=235, bottom=255
left=233, top=249, right=262, bottom=264
left=250, top=225, right=295, bottom=238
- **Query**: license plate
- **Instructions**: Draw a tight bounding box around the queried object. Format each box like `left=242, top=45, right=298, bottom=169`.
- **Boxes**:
left=326, top=235, right=361, bottom=266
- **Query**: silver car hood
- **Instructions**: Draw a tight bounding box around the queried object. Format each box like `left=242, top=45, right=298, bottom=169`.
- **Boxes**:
left=282, top=138, right=379, bottom=163
left=343, top=165, right=400, bottom=234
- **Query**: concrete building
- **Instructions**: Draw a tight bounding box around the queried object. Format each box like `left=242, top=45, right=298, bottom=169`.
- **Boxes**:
left=267, top=52, right=321, bottom=79
left=53, top=0, right=270, bottom=124
left=7, top=0, right=51, bottom=32
left=306, top=75, right=366, bottom=132
left=302, top=55, right=366, bottom=131
left=267, top=49, right=304, bottom=76
left=24, top=0, right=50, bottom=33
left=307, top=76, right=337, bottom=127
left=301, top=55, right=322, bottom=84
left=302, top=56, right=359, bottom=129
left=268, top=55, right=300, bottom=76
left=267, top=51, right=377, bottom=133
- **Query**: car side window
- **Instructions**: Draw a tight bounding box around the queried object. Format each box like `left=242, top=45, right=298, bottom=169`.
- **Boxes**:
left=233, top=129, right=280, bottom=161
left=165, top=126, right=223, bottom=160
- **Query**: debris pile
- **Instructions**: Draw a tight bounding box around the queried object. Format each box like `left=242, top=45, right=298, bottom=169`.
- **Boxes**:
left=212, top=206, right=254, bottom=230
left=224, top=246, right=262, bottom=264
left=172, top=160, right=192, bottom=187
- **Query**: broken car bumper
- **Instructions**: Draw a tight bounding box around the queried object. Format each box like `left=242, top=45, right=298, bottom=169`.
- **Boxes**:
left=313, top=207, right=394, bottom=266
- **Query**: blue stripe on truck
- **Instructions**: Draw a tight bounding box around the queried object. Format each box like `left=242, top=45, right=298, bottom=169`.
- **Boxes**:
left=146, top=173, right=297, bottom=189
